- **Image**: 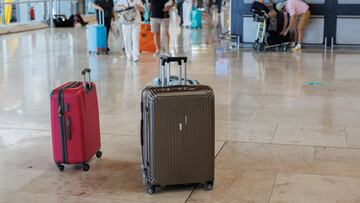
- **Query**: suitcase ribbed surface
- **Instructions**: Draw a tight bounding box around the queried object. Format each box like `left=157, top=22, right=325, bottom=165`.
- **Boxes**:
left=142, top=85, right=215, bottom=186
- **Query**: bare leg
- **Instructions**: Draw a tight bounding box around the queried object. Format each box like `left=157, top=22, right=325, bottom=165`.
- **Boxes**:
left=165, top=31, right=170, bottom=53
left=154, top=32, right=160, bottom=53
left=294, top=29, right=298, bottom=44
left=281, top=13, right=288, bottom=33
left=298, top=28, right=304, bottom=44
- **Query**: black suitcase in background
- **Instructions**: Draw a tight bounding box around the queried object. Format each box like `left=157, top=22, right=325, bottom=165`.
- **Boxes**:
left=141, top=56, right=215, bottom=194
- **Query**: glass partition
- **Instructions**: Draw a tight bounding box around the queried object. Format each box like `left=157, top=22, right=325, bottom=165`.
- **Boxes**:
left=0, top=0, right=47, bottom=25
left=0, top=0, right=79, bottom=27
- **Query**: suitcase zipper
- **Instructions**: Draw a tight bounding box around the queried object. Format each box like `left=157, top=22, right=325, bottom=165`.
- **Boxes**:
left=58, top=81, right=80, bottom=164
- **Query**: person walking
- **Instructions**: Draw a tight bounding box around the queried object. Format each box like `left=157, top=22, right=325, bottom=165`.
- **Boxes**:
left=93, top=0, right=115, bottom=52
left=149, top=0, right=175, bottom=56
left=116, top=0, right=144, bottom=62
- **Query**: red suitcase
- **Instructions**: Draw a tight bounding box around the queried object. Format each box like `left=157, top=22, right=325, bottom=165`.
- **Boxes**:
left=50, top=68, right=102, bottom=171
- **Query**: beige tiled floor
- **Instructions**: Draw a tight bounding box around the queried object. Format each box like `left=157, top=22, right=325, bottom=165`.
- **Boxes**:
left=2, top=6, right=360, bottom=203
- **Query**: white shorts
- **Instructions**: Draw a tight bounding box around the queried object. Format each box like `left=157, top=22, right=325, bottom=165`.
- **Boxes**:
left=150, top=18, right=170, bottom=33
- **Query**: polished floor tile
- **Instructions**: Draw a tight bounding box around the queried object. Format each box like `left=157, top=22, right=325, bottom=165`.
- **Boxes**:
left=269, top=173, right=360, bottom=203
left=215, top=142, right=315, bottom=173
left=272, top=124, right=347, bottom=147
left=345, top=127, right=360, bottom=148
left=216, top=120, right=278, bottom=143
left=314, top=146, right=360, bottom=178
left=188, top=169, right=276, bottom=203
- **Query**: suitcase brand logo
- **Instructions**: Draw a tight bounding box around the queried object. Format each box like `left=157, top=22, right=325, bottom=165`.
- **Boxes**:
left=179, top=115, right=188, bottom=131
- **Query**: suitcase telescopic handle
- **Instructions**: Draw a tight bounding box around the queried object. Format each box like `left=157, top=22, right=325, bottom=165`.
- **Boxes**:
left=160, top=56, right=188, bottom=87
left=81, top=68, right=92, bottom=89
left=98, top=10, right=105, bottom=26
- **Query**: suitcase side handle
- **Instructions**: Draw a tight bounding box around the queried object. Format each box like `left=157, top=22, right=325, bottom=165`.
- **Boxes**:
left=66, top=117, right=71, bottom=141
left=81, top=68, right=92, bottom=89
left=159, top=56, right=188, bottom=87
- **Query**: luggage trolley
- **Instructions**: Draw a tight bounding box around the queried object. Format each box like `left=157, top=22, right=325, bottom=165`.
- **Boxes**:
left=252, top=7, right=290, bottom=52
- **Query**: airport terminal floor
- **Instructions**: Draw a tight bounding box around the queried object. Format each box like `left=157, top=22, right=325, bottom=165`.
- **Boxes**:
left=3, top=7, right=360, bottom=203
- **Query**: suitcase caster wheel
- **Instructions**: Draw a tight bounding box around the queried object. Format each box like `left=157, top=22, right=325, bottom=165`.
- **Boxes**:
left=82, top=163, right=90, bottom=171
left=147, top=186, right=156, bottom=194
left=96, top=151, right=102, bottom=158
left=204, top=181, right=213, bottom=191
left=57, top=164, right=64, bottom=171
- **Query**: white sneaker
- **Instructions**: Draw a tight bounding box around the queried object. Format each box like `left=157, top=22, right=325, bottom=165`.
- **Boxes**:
left=133, top=58, right=140, bottom=62
left=127, top=57, right=132, bottom=61
left=290, top=42, right=296, bottom=48
left=292, top=43, right=302, bottom=52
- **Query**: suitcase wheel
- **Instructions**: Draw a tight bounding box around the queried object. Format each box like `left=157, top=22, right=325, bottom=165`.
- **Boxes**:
left=204, top=181, right=214, bottom=191
left=147, top=185, right=156, bottom=194
left=57, top=164, right=65, bottom=171
left=96, top=151, right=103, bottom=158
left=82, top=163, right=90, bottom=171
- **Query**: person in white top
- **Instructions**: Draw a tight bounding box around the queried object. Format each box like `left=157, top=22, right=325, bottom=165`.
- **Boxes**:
left=116, top=0, right=144, bottom=62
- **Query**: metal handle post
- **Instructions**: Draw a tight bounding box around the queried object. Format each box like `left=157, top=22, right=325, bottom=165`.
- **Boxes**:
left=81, top=68, right=92, bottom=89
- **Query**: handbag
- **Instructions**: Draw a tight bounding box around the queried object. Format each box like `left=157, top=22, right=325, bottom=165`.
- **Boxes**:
left=111, top=21, right=120, bottom=38
left=118, top=0, right=137, bottom=24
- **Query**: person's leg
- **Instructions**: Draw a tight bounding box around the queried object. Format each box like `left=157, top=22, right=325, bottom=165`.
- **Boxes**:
left=132, top=24, right=141, bottom=61
left=104, top=16, right=112, bottom=50
left=162, top=18, right=170, bottom=54
left=208, top=0, right=213, bottom=13
left=297, top=11, right=310, bottom=45
left=216, top=0, right=222, bottom=14
left=294, top=11, right=310, bottom=50
left=177, top=2, right=184, bottom=26
left=150, top=18, right=161, bottom=55
left=76, top=12, right=88, bottom=26
left=122, top=24, right=132, bottom=60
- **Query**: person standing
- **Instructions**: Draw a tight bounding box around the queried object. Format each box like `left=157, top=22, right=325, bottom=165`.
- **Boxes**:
left=149, top=0, right=175, bottom=56
left=116, top=0, right=144, bottom=62
left=93, top=0, right=115, bottom=52
left=281, top=0, right=310, bottom=51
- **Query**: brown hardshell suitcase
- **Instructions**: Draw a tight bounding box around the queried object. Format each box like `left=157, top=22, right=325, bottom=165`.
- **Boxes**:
left=141, top=56, right=215, bottom=194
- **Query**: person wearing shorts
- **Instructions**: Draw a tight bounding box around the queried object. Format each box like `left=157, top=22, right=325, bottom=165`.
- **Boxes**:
left=149, top=0, right=175, bottom=56
left=281, top=0, right=310, bottom=51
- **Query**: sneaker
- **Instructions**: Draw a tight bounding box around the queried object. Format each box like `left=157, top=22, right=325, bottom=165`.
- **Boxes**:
left=292, top=43, right=302, bottom=52
left=133, top=58, right=140, bottom=62
left=153, top=51, right=160, bottom=57
left=289, top=42, right=296, bottom=48
left=127, top=57, right=132, bottom=61
left=163, top=51, right=170, bottom=57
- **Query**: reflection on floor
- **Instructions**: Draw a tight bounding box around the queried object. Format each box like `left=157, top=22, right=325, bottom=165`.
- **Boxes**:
left=2, top=6, right=360, bottom=203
